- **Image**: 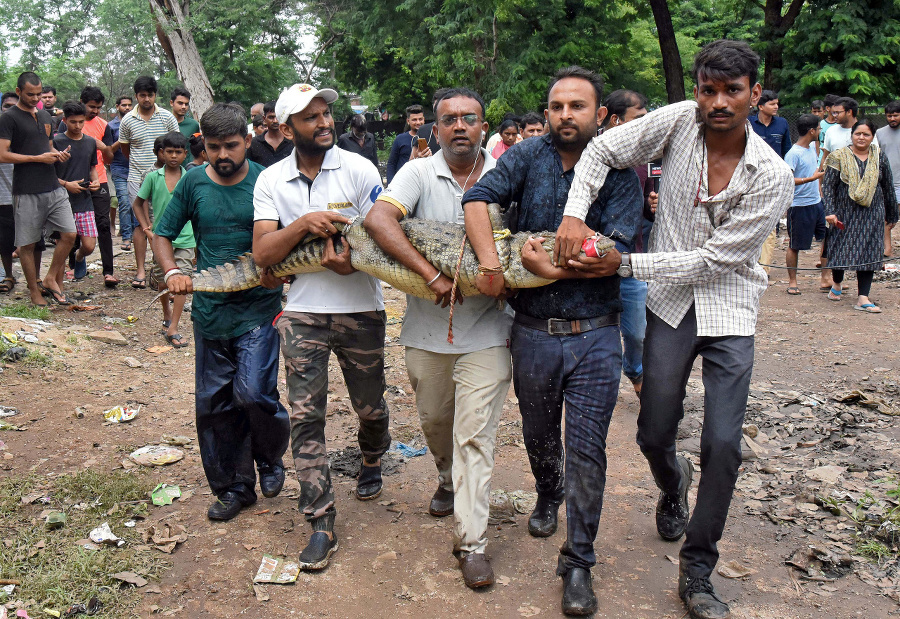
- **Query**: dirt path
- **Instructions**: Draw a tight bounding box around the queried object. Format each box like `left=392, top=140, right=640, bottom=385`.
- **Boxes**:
left=1, top=240, right=899, bottom=618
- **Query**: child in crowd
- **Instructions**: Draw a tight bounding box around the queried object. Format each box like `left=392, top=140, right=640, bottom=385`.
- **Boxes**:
left=131, top=136, right=167, bottom=289
left=133, top=131, right=195, bottom=348
left=185, top=133, right=206, bottom=170
left=53, top=101, right=99, bottom=292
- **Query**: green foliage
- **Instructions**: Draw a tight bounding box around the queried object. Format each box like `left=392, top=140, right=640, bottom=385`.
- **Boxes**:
left=485, top=98, right=512, bottom=129
left=0, top=303, right=52, bottom=321
left=779, top=0, right=900, bottom=105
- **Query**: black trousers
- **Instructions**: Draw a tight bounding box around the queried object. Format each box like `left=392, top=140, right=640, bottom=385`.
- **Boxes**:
left=636, top=306, right=754, bottom=578
left=92, top=183, right=113, bottom=275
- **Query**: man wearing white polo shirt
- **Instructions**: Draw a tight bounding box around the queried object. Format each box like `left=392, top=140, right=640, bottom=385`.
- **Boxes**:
left=364, top=87, right=511, bottom=590
left=252, top=83, right=390, bottom=572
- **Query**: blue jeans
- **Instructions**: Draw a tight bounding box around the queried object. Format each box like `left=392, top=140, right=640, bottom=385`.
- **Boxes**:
left=111, top=172, right=134, bottom=241
left=194, top=321, right=291, bottom=504
left=510, top=319, right=622, bottom=572
left=620, top=277, right=647, bottom=383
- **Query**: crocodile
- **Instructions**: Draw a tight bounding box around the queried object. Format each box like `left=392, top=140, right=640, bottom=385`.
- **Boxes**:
left=189, top=204, right=615, bottom=300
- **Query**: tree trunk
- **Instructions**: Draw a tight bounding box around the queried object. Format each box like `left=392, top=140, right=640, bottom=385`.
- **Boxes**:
left=761, top=0, right=808, bottom=91
left=648, top=0, right=685, bottom=103
left=149, top=0, right=215, bottom=119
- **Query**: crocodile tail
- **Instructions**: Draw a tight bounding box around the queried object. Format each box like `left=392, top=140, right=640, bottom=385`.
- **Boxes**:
left=191, top=252, right=261, bottom=292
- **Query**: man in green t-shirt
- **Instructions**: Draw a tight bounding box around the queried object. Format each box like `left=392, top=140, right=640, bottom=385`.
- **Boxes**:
left=133, top=130, right=194, bottom=347
left=170, top=87, right=200, bottom=139
left=155, top=102, right=290, bottom=521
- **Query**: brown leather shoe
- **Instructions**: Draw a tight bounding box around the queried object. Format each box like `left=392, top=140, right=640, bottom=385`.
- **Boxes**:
left=458, top=553, right=495, bottom=589
left=429, top=486, right=454, bottom=517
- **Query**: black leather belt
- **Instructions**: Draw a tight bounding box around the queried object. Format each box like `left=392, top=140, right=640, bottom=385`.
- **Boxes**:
left=514, top=312, right=620, bottom=335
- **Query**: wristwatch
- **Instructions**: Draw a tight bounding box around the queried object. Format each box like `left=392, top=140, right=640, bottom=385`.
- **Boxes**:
left=617, top=252, right=633, bottom=278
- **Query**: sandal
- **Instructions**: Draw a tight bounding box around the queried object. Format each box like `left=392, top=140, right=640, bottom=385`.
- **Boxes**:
left=853, top=303, right=882, bottom=313
left=38, top=282, right=72, bottom=305
left=165, top=333, right=189, bottom=348
left=121, top=242, right=132, bottom=251
left=104, top=274, right=119, bottom=288
left=0, top=276, right=15, bottom=293
left=827, top=288, right=842, bottom=301
left=131, top=277, right=146, bottom=289
left=818, top=285, right=832, bottom=293
left=786, top=286, right=801, bottom=295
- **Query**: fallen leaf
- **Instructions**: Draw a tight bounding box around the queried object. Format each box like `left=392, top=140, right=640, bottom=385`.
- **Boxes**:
left=717, top=559, right=757, bottom=579
left=243, top=543, right=260, bottom=551
left=253, top=584, right=270, bottom=602
left=665, top=555, right=679, bottom=565
left=111, top=571, right=148, bottom=587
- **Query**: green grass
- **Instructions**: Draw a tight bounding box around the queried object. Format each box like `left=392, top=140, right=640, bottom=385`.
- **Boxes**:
left=0, top=470, right=169, bottom=614
left=0, top=302, right=52, bottom=321
left=857, top=539, right=893, bottom=561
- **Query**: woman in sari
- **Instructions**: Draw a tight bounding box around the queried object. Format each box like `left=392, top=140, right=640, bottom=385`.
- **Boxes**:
left=823, top=119, right=899, bottom=313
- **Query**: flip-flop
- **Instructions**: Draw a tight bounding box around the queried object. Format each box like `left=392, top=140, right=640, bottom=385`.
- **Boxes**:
left=819, top=285, right=832, bottom=293
left=853, top=303, right=882, bottom=313
left=104, top=274, right=119, bottom=288
left=38, top=282, right=72, bottom=305
left=165, top=333, right=189, bottom=348
left=131, top=278, right=146, bottom=289
left=827, top=288, right=842, bottom=301
left=786, top=286, right=801, bottom=295
left=0, top=276, right=15, bottom=293
left=121, top=242, right=132, bottom=251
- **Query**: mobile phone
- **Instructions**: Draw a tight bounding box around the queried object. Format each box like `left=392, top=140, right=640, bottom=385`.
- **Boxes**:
left=417, top=138, right=428, bottom=151
left=78, top=180, right=91, bottom=188
left=835, top=220, right=845, bottom=230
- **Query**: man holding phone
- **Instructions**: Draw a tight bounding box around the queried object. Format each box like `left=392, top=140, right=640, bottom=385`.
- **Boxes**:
left=386, top=104, right=425, bottom=182
left=0, top=72, right=76, bottom=307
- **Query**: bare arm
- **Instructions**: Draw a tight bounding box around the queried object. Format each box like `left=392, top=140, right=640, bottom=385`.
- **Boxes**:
left=462, top=200, right=506, bottom=298
left=0, top=138, right=59, bottom=165
left=252, top=211, right=349, bottom=268
left=119, top=142, right=130, bottom=160
left=364, top=200, right=460, bottom=307
left=132, top=197, right=152, bottom=237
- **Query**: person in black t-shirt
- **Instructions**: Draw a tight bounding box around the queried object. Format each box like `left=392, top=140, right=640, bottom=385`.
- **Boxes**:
left=336, top=114, right=379, bottom=169
left=247, top=101, right=292, bottom=168
left=54, top=101, right=100, bottom=281
left=0, top=72, right=76, bottom=307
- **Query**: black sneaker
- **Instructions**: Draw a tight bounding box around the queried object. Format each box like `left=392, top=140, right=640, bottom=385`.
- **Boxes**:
left=657, top=456, right=693, bottom=541
left=207, top=491, right=251, bottom=521
left=258, top=464, right=285, bottom=498
left=298, top=531, right=338, bottom=571
left=678, top=571, right=731, bottom=619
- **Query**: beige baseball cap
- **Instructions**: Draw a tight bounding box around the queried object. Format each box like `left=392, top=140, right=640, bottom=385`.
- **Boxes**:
left=275, top=84, right=339, bottom=124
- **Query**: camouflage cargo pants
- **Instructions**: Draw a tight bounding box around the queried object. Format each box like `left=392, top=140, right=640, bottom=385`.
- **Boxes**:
left=275, top=311, right=390, bottom=531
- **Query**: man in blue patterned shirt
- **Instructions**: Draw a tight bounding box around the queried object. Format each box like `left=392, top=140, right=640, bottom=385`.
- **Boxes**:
left=463, top=66, right=642, bottom=616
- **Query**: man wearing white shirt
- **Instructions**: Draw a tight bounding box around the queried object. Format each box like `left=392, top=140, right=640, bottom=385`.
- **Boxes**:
left=253, top=83, right=390, bottom=572
left=364, top=87, right=512, bottom=590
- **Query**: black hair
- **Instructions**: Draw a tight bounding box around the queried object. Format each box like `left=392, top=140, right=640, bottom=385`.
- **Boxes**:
left=547, top=66, right=604, bottom=109
left=851, top=118, right=878, bottom=136
left=796, top=114, right=820, bottom=136
left=884, top=100, right=900, bottom=115
left=160, top=130, right=189, bottom=151
left=811, top=100, right=824, bottom=109
left=41, top=86, right=56, bottom=95
left=498, top=119, right=519, bottom=133
left=200, top=102, right=248, bottom=139
left=433, top=88, right=487, bottom=118
left=62, top=100, right=86, bottom=118
left=823, top=94, right=840, bottom=107
left=601, top=89, right=648, bottom=128
left=16, top=72, right=41, bottom=90
left=189, top=134, right=205, bottom=158
left=1, top=92, right=18, bottom=107
left=431, top=87, right=452, bottom=112
left=153, top=135, right=165, bottom=155
left=252, top=115, right=265, bottom=128
left=170, top=87, right=190, bottom=102
left=350, top=114, right=367, bottom=131
left=520, top=112, right=544, bottom=128
left=405, top=104, right=424, bottom=117
left=133, top=75, right=158, bottom=95
left=116, top=95, right=132, bottom=105
left=835, top=96, right=859, bottom=117
left=80, top=86, right=105, bottom=105
left=263, top=100, right=276, bottom=116
left=758, top=90, right=779, bottom=106
left=691, top=39, right=759, bottom=86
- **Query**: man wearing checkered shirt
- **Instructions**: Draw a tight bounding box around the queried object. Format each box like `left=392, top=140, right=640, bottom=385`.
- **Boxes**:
left=554, top=40, right=793, bottom=619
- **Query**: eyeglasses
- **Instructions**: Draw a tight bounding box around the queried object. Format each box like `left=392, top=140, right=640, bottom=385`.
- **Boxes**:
left=439, top=114, right=480, bottom=127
